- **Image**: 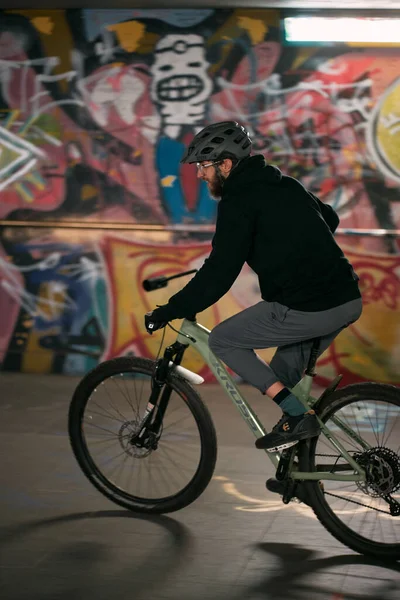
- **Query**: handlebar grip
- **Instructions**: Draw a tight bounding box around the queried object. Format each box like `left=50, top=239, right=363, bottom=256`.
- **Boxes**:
left=142, top=277, right=168, bottom=292
left=143, top=269, right=198, bottom=292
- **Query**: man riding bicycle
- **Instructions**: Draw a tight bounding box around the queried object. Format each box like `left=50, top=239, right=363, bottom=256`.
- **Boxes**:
left=145, top=121, right=362, bottom=452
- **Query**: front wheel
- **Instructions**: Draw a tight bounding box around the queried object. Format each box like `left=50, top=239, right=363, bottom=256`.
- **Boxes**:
left=298, top=382, right=400, bottom=560
left=68, top=357, right=217, bottom=513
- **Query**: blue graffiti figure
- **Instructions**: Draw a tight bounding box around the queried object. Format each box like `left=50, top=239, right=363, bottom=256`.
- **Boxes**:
left=156, top=135, right=215, bottom=223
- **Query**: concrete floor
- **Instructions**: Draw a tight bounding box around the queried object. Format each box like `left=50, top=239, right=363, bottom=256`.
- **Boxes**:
left=0, top=372, right=399, bottom=600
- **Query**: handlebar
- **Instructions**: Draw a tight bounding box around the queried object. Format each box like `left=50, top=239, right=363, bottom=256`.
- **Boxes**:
left=142, top=269, right=198, bottom=292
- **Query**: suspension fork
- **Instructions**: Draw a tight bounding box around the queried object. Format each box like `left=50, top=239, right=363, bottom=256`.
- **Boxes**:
left=147, top=341, right=189, bottom=434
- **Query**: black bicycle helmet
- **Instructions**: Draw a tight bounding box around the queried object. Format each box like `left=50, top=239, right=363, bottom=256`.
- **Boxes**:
left=180, top=121, right=252, bottom=164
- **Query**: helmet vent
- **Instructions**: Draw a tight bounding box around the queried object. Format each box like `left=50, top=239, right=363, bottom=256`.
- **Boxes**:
left=234, top=133, right=245, bottom=144
left=211, top=136, right=224, bottom=144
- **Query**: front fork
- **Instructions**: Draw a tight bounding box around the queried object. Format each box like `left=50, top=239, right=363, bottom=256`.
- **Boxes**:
left=132, top=342, right=189, bottom=447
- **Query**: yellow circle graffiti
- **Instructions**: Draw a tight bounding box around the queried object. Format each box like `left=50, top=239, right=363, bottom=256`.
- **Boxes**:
left=370, top=77, right=400, bottom=184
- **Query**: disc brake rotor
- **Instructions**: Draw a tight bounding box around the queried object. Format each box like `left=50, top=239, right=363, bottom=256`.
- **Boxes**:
left=355, top=447, right=400, bottom=497
left=118, top=420, right=152, bottom=458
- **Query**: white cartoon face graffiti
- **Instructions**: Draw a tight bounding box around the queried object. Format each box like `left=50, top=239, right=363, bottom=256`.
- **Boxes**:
left=150, top=34, right=213, bottom=134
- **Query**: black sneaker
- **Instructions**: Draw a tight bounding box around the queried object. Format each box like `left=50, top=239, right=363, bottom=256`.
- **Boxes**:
left=255, top=411, right=321, bottom=451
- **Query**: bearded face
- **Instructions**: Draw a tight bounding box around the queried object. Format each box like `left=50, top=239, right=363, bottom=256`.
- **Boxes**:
left=197, top=163, right=225, bottom=200
left=207, top=169, right=225, bottom=200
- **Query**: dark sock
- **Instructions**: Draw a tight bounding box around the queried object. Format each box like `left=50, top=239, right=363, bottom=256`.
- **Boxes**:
left=273, top=387, right=306, bottom=416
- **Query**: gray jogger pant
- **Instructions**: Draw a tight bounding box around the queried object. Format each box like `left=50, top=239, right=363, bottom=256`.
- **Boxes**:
left=208, top=298, right=362, bottom=393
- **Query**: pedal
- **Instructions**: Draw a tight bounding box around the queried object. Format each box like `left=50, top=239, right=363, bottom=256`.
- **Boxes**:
left=266, top=478, right=312, bottom=507
left=266, top=477, right=296, bottom=504
left=276, top=446, right=298, bottom=481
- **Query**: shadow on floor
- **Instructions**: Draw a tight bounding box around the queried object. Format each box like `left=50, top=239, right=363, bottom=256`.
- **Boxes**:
left=232, top=542, right=400, bottom=600
left=1, top=510, right=193, bottom=600
left=1, top=514, right=399, bottom=600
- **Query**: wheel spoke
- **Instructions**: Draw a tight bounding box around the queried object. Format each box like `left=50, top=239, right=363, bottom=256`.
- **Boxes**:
left=70, top=359, right=212, bottom=508
left=310, top=387, right=400, bottom=555
left=311, top=384, right=400, bottom=558
left=83, top=420, right=120, bottom=437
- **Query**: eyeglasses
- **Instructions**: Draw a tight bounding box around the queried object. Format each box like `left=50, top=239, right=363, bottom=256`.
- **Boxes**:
left=196, top=161, right=221, bottom=174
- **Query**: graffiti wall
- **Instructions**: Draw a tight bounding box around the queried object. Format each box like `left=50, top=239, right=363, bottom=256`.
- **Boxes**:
left=0, top=8, right=399, bottom=386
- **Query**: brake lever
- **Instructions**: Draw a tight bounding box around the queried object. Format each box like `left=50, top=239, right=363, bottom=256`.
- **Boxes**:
left=144, top=312, right=168, bottom=334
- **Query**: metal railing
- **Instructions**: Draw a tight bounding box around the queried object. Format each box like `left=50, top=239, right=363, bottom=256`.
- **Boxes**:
left=0, top=219, right=399, bottom=238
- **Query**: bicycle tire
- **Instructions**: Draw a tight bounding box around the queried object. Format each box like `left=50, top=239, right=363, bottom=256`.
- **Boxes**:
left=298, top=382, right=400, bottom=560
left=68, top=357, right=218, bottom=514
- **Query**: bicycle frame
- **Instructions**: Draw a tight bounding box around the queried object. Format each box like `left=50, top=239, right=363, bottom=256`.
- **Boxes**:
left=176, top=318, right=366, bottom=483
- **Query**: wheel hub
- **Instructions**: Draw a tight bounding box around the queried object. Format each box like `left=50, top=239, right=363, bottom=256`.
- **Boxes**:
left=118, top=420, right=153, bottom=458
left=355, top=447, right=400, bottom=497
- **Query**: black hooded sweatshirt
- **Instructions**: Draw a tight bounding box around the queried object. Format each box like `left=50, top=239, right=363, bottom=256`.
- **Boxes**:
left=155, top=155, right=361, bottom=321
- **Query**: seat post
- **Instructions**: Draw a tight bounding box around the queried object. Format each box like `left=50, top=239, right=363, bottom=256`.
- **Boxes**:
left=305, top=338, right=321, bottom=376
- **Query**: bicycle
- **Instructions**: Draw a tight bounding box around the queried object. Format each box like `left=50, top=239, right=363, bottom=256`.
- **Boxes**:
left=68, top=270, right=400, bottom=561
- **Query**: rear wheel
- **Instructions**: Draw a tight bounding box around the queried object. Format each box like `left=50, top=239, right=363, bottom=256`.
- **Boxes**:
left=68, top=357, right=217, bottom=513
left=299, top=383, right=400, bottom=560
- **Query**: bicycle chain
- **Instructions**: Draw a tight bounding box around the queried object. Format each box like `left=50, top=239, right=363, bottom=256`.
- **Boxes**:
left=323, top=491, right=392, bottom=515
left=315, top=454, right=393, bottom=514
left=316, top=453, right=400, bottom=515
